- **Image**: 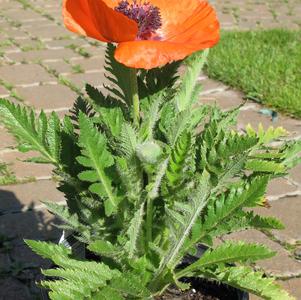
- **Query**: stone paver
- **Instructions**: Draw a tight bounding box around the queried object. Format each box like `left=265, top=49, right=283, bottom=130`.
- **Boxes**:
left=0, top=86, right=9, bottom=97
left=5, top=48, right=77, bottom=63
left=200, top=89, right=244, bottom=110
left=17, top=84, right=77, bottom=109
left=0, top=278, right=32, bottom=300
left=0, top=180, right=64, bottom=212
left=0, top=0, right=301, bottom=298
left=289, top=164, right=301, bottom=186
left=279, top=278, right=301, bottom=300
left=0, top=64, right=54, bottom=86
left=45, top=38, right=89, bottom=49
left=0, top=209, right=61, bottom=240
left=74, top=55, right=107, bottom=72
left=43, top=59, right=74, bottom=75
left=266, top=178, right=299, bottom=201
left=224, top=230, right=301, bottom=277
left=0, top=129, right=17, bottom=149
left=211, top=0, right=301, bottom=30
left=0, top=150, right=53, bottom=178
left=254, top=196, right=301, bottom=244
left=27, top=24, right=70, bottom=40
left=64, top=70, right=107, bottom=90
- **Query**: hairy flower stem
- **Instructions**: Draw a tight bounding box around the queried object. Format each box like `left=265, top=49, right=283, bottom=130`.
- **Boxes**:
left=129, top=69, right=140, bottom=127
left=146, top=196, right=153, bottom=245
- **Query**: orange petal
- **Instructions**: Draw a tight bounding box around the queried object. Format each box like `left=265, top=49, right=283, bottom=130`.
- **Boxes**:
left=87, top=0, right=138, bottom=42
left=63, top=0, right=108, bottom=42
left=165, top=1, right=219, bottom=44
left=150, top=0, right=201, bottom=37
left=100, top=0, right=119, bottom=8
left=114, top=0, right=219, bottom=70
left=63, top=0, right=138, bottom=43
left=115, top=38, right=218, bottom=69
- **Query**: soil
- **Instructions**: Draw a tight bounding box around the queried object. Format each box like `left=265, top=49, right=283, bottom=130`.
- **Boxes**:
left=157, top=277, right=244, bottom=300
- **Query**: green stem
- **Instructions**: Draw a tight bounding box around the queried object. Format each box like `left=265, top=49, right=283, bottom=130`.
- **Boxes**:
left=146, top=196, right=153, bottom=245
left=129, top=69, right=140, bottom=127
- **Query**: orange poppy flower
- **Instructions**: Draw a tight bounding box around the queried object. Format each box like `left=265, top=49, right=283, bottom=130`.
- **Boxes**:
left=63, top=0, right=220, bottom=69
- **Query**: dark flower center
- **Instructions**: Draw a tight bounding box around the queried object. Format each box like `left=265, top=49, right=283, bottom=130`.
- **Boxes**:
left=115, top=0, right=162, bottom=40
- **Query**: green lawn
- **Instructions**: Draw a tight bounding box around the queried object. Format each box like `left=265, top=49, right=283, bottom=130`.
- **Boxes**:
left=206, top=29, right=301, bottom=118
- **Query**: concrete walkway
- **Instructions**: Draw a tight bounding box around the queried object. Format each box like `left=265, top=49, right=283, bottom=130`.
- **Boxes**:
left=0, top=0, right=300, bottom=299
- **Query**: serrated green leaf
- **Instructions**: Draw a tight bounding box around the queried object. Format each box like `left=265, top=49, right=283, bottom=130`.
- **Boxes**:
left=246, top=124, right=288, bottom=144
left=165, top=131, right=192, bottom=188
left=201, top=266, right=294, bottom=300
left=88, top=240, right=120, bottom=257
left=138, top=61, right=180, bottom=99
left=281, top=140, right=301, bottom=169
left=118, top=123, right=138, bottom=158
left=104, top=44, right=132, bottom=105
left=175, top=50, right=209, bottom=112
left=155, top=171, right=211, bottom=279
left=246, top=159, right=285, bottom=174
left=139, top=90, right=164, bottom=141
left=94, top=287, right=124, bottom=300
left=25, top=240, right=71, bottom=259
left=110, top=272, right=151, bottom=298
left=124, top=203, right=145, bottom=258
left=47, top=112, right=61, bottom=161
left=178, top=242, right=275, bottom=277
left=0, top=99, right=60, bottom=165
left=77, top=113, right=118, bottom=216
left=186, top=177, right=269, bottom=249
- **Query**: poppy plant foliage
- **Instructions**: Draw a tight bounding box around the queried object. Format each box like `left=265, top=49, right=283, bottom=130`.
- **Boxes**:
left=63, top=0, right=220, bottom=69
left=0, top=1, right=299, bottom=300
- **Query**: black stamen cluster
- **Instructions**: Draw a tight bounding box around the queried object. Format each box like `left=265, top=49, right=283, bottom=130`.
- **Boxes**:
left=115, top=0, right=162, bottom=40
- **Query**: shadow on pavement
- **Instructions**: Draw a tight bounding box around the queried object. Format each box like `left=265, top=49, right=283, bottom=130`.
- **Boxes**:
left=0, top=189, right=61, bottom=300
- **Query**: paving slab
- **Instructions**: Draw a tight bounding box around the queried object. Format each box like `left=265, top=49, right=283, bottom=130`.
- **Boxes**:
left=0, top=278, right=32, bottom=300
left=1, top=28, right=29, bottom=40
left=0, top=150, right=54, bottom=179
left=0, top=129, right=17, bottom=149
left=3, top=8, right=42, bottom=21
left=43, top=59, right=74, bottom=75
left=0, top=86, right=10, bottom=97
left=21, top=19, right=52, bottom=28
left=17, top=84, right=77, bottom=109
left=200, top=89, right=245, bottom=110
left=65, top=70, right=107, bottom=90
left=82, top=44, right=107, bottom=56
left=254, top=196, right=301, bottom=244
left=45, top=38, right=89, bottom=50
left=5, top=48, right=77, bottom=63
left=266, top=178, right=299, bottom=201
left=224, top=230, right=301, bottom=277
left=211, top=0, right=301, bottom=30
left=0, top=64, right=54, bottom=86
left=14, top=38, right=46, bottom=50
left=279, top=278, right=301, bottom=300
left=76, top=55, right=107, bottom=72
left=0, top=209, right=61, bottom=240
left=0, top=251, right=11, bottom=272
left=10, top=241, right=51, bottom=268
left=199, top=78, right=228, bottom=96
left=237, top=108, right=301, bottom=138
left=289, top=164, right=301, bottom=187
left=28, top=25, right=71, bottom=40
left=0, top=179, right=64, bottom=212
